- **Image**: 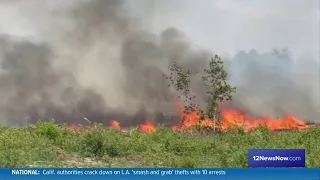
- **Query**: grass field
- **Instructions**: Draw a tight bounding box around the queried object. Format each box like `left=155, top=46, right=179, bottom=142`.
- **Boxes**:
left=0, top=121, right=319, bottom=168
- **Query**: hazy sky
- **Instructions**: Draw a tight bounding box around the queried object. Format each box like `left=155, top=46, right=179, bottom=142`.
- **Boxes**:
left=144, top=0, right=320, bottom=56
left=0, top=0, right=319, bottom=57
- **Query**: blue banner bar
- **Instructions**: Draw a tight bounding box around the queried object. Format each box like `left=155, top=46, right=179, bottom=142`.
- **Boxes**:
left=0, top=168, right=320, bottom=180
left=248, top=149, right=305, bottom=167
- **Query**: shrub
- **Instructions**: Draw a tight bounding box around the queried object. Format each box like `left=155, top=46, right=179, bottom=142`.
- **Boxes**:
left=35, top=121, right=62, bottom=141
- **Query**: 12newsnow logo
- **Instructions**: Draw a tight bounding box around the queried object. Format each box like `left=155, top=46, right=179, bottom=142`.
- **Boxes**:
left=253, top=155, right=302, bottom=161
left=248, top=149, right=305, bottom=167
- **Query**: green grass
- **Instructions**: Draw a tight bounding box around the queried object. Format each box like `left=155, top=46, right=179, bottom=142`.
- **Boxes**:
left=0, top=121, right=319, bottom=167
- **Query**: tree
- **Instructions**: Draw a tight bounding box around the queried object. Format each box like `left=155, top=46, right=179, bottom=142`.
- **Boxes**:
left=202, top=55, right=236, bottom=132
left=164, top=55, right=236, bottom=132
left=163, top=61, right=198, bottom=115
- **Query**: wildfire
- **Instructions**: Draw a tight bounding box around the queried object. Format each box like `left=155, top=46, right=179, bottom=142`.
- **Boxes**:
left=68, top=124, right=80, bottom=130
left=220, top=110, right=309, bottom=131
left=139, top=121, right=156, bottom=133
left=109, top=120, right=121, bottom=130
left=68, top=100, right=313, bottom=133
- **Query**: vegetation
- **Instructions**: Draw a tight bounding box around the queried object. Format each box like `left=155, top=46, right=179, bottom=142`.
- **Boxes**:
left=0, top=121, right=319, bottom=168
left=164, top=55, right=236, bottom=132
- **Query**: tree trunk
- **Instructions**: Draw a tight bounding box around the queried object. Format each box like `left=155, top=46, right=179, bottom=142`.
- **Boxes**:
left=213, top=107, right=217, bottom=133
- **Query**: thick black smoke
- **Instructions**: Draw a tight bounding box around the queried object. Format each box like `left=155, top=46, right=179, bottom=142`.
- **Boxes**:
left=0, top=0, right=318, bottom=126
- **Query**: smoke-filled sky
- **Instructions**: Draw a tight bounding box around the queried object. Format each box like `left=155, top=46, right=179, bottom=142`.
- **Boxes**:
left=132, top=0, right=320, bottom=55
left=0, top=0, right=319, bottom=126
left=1, top=0, right=319, bottom=55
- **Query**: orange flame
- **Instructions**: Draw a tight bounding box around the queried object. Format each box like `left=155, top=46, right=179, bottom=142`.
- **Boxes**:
left=109, top=120, right=121, bottom=130
left=67, top=124, right=82, bottom=131
left=139, top=121, right=156, bottom=133
left=220, top=109, right=308, bottom=132
left=67, top=100, right=312, bottom=133
left=67, top=124, right=79, bottom=130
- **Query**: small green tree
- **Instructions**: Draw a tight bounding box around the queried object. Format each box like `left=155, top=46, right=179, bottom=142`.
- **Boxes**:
left=202, top=55, right=236, bottom=132
left=164, top=55, right=236, bottom=132
left=163, top=61, right=198, bottom=115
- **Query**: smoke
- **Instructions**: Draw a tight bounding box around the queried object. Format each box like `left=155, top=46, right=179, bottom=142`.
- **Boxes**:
left=0, top=0, right=204, bottom=126
left=228, top=49, right=320, bottom=120
left=0, top=0, right=318, bottom=126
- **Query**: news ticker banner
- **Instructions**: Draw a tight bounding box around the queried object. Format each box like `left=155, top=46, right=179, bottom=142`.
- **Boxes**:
left=1, top=168, right=320, bottom=180
left=0, top=149, right=309, bottom=179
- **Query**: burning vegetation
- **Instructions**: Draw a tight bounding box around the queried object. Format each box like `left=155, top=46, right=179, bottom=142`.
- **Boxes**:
left=67, top=55, right=316, bottom=134
left=67, top=100, right=315, bottom=134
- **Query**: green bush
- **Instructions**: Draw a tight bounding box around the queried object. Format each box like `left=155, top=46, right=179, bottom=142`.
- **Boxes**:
left=79, top=124, right=122, bottom=158
left=0, top=121, right=319, bottom=167
left=0, top=127, right=59, bottom=167
left=35, top=121, right=62, bottom=141
left=79, top=125, right=107, bottom=157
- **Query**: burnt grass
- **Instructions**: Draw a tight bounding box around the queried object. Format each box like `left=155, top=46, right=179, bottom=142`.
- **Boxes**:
left=0, top=121, right=319, bottom=168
